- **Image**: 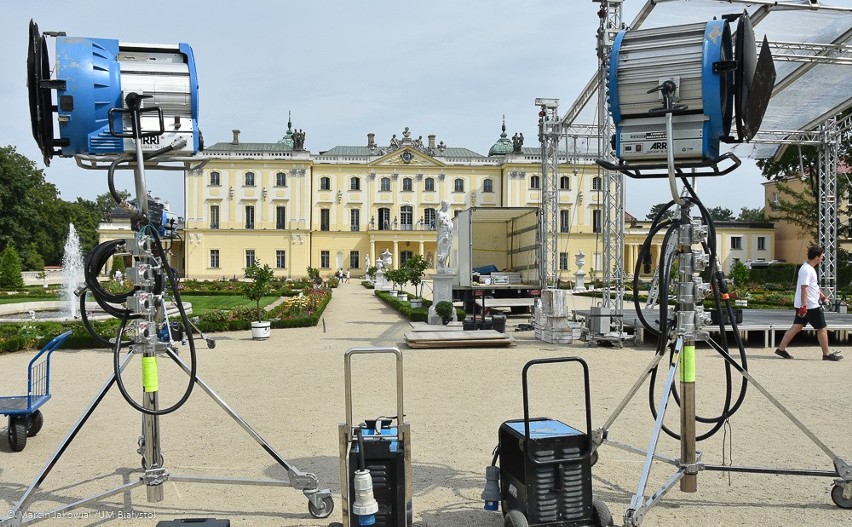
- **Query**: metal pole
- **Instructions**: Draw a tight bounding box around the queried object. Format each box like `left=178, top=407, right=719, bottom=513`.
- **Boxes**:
left=677, top=208, right=697, bottom=492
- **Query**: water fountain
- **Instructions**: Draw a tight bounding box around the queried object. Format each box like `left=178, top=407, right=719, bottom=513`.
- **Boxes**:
left=61, top=223, right=85, bottom=319
left=0, top=224, right=189, bottom=323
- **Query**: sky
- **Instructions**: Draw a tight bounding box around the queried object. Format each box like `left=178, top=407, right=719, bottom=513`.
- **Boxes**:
left=0, top=0, right=817, bottom=219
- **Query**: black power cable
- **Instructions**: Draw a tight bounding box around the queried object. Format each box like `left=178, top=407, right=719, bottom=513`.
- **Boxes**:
left=111, top=226, right=197, bottom=416
left=633, top=184, right=750, bottom=442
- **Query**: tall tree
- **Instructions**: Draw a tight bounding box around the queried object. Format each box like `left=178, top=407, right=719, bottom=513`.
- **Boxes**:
left=737, top=206, right=766, bottom=223
left=0, top=245, right=25, bottom=288
left=707, top=206, right=734, bottom=221
left=0, top=146, right=60, bottom=258
left=758, top=109, right=852, bottom=239
left=646, top=202, right=676, bottom=221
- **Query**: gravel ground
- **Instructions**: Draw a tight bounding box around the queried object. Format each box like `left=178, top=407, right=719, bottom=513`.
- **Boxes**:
left=1, top=283, right=850, bottom=527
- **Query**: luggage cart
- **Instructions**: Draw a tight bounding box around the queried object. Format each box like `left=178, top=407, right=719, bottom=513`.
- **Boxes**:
left=338, top=346, right=412, bottom=527
left=1, top=331, right=72, bottom=452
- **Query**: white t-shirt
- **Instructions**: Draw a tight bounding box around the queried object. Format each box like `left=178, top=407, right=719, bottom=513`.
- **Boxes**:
left=793, top=262, right=820, bottom=309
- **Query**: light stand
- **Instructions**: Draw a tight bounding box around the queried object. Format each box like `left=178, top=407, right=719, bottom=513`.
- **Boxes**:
left=5, top=24, right=336, bottom=524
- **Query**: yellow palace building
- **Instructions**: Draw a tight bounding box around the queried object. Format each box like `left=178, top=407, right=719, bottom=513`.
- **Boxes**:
left=181, top=120, right=625, bottom=282
left=98, top=119, right=775, bottom=282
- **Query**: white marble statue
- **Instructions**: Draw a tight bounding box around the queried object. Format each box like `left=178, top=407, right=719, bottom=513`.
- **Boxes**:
left=436, top=200, right=453, bottom=273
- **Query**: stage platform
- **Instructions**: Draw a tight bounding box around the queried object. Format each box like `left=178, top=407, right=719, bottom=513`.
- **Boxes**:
left=578, top=307, right=852, bottom=348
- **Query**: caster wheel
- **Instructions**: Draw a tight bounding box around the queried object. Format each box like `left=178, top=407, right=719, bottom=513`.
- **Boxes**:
left=593, top=497, right=614, bottom=526
left=590, top=448, right=599, bottom=467
left=27, top=410, right=44, bottom=437
left=832, top=483, right=852, bottom=509
left=504, top=509, right=528, bottom=527
left=308, top=496, right=334, bottom=519
left=8, top=416, right=28, bottom=452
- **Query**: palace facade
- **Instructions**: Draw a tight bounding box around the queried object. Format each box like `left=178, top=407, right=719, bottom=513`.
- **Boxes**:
left=99, top=121, right=776, bottom=283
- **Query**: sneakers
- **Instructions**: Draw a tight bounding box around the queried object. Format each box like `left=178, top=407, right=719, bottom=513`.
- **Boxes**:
left=823, top=351, right=843, bottom=361
left=774, top=348, right=793, bottom=359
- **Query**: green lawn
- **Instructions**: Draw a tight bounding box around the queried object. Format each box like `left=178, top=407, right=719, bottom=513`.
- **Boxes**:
left=179, top=294, right=278, bottom=316
left=0, top=293, right=277, bottom=316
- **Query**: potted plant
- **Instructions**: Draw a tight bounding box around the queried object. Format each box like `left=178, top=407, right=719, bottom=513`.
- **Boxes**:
left=434, top=300, right=454, bottom=325
left=384, top=268, right=402, bottom=297
left=366, top=265, right=378, bottom=283
left=403, top=255, right=428, bottom=307
left=245, top=259, right=275, bottom=340
left=394, top=268, right=410, bottom=302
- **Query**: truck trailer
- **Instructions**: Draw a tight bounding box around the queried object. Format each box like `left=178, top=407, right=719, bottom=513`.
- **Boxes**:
left=450, top=207, right=543, bottom=314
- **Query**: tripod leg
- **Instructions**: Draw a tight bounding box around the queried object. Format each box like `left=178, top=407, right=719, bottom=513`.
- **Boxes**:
left=627, top=337, right=684, bottom=521
left=162, top=346, right=319, bottom=489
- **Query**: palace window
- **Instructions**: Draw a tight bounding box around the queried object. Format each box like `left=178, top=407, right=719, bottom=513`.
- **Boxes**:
left=530, top=175, right=541, bottom=190
left=276, top=250, right=286, bottom=268
left=320, top=208, right=330, bottom=231
left=402, top=178, right=413, bottom=192
left=210, top=171, right=220, bottom=186
left=378, top=207, right=391, bottom=230
left=350, top=177, right=361, bottom=191
left=731, top=236, right=742, bottom=250
left=483, top=178, right=493, bottom=193
left=424, top=208, right=436, bottom=230
left=245, top=250, right=256, bottom=268
left=350, top=208, right=360, bottom=232
left=276, top=206, right=286, bottom=229
left=400, top=206, right=413, bottom=230
left=245, top=172, right=255, bottom=186
left=210, top=205, right=220, bottom=229
left=320, top=250, right=330, bottom=268
left=380, top=177, right=391, bottom=191
left=425, top=177, right=435, bottom=191
left=210, top=249, right=220, bottom=269
left=560, top=210, right=570, bottom=233
left=454, top=178, right=464, bottom=192
left=245, top=205, right=255, bottom=230
left=320, top=177, right=331, bottom=191
left=275, top=172, right=286, bottom=187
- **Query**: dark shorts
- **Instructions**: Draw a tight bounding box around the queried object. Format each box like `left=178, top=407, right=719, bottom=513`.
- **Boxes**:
left=793, top=308, right=827, bottom=329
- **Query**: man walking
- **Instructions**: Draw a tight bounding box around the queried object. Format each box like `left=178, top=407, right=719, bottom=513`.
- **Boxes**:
left=775, top=245, right=843, bottom=361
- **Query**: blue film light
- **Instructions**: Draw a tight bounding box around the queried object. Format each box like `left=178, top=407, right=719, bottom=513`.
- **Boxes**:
left=28, top=21, right=201, bottom=165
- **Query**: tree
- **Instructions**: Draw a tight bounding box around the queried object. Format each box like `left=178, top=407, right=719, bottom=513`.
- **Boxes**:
left=402, top=254, right=429, bottom=296
left=244, top=260, right=274, bottom=322
left=737, top=207, right=766, bottom=223
left=707, top=206, right=734, bottom=221
left=0, top=245, right=25, bottom=289
left=758, top=108, right=852, bottom=239
left=384, top=268, right=405, bottom=292
left=0, top=146, right=58, bottom=261
left=646, top=202, right=676, bottom=221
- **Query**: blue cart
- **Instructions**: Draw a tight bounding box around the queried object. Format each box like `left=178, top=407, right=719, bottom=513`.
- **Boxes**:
left=1, top=330, right=72, bottom=452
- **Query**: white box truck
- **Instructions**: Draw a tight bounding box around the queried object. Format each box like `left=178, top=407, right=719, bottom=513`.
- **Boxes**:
left=450, top=207, right=543, bottom=314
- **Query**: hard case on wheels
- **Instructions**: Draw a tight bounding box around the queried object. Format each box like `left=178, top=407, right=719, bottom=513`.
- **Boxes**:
left=496, top=357, right=611, bottom=527
left=338, top=347, right=412, bottom=527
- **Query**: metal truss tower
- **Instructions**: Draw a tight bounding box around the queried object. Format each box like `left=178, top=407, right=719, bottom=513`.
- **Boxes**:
left=535, top=1, right=626, bottom=341
left=749, top=114, right=851, bottom=302
left=596, top=1, right=625, bottom=333
left=819, top=118, right=841, bottom=301
left=537, top=100, right=562, bottom=289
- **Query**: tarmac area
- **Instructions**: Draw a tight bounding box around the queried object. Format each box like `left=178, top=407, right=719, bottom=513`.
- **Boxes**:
left=1, top=282, right=850, bottom=527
